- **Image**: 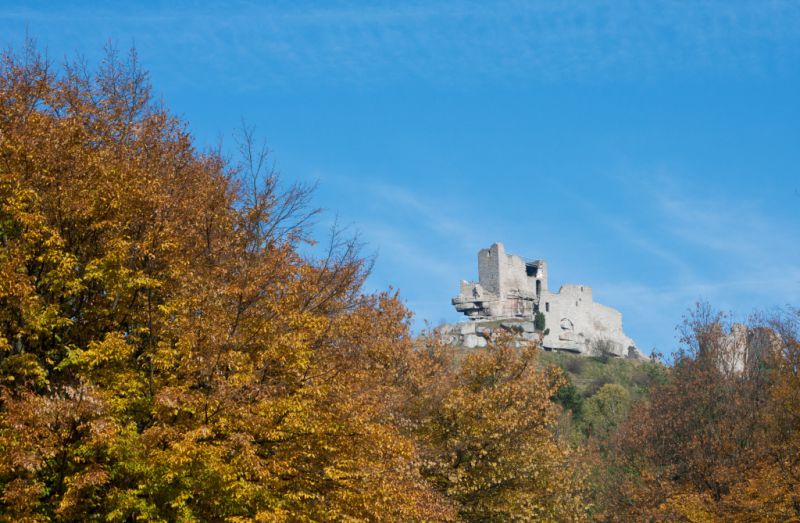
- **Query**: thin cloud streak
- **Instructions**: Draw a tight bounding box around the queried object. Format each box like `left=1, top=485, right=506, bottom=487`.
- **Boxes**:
left=591, top=177, right=800, bottom=352
left=328, top=168, right=800, bottom=350
left=4, top=1, right=800, bottom=88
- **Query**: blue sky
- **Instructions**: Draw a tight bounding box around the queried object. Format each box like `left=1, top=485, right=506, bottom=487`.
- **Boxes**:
left=3, top=1, right=800, bottom=354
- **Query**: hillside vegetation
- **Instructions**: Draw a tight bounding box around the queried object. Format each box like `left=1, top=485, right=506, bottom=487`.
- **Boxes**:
left=541, top=351, right=665, bottom=441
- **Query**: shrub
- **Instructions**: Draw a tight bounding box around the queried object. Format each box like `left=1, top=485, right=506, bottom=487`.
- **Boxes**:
left=534, top=311, right=546, bottom=331
left=584, top=376, right=614, bottom=398
left=563, top=355, right=586, bottom=375
left=554, top=377, right=584, bottom=419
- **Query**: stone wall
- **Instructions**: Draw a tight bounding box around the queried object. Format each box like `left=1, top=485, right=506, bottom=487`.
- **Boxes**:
left=540, top=285, right=636, bottom=357
left=500, top=248, right=535, bottom=297
left=477, top=244, right=502, bottom=296
left=532, top=259, right=548, bottom=296
left=454, top=243, right=542, bottom=319
left=717, top=324, right=783, bottom=374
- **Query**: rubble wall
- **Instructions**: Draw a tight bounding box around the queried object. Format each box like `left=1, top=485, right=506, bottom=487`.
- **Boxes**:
left=540, top=285, right=634, bottom=356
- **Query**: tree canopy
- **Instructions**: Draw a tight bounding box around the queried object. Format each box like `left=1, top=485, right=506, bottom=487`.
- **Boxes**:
left=0, top=43, right=587, bottom=522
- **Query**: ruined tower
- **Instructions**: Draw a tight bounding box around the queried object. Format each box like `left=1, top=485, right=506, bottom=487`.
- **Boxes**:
left=450, top=243, right=641, bottom=358
left=453, top=243, right=547, bottom=318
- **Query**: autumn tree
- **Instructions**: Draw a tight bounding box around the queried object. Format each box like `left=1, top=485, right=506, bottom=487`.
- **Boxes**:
left=406, top=334, right=589, bottom=522
left=579, top=383, right=630, bottom=441
left=593, top=304, right=800, bottom=522
left=0, top=42, right=459, bottom=522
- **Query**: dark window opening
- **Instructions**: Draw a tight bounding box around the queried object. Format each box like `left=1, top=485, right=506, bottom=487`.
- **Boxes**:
left=536, top=280, right=541, bottom=295
left=545, top=302, right=550, bottom=312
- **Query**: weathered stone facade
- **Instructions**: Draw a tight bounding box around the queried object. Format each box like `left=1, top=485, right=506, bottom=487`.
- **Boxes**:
left=715, top=323, right=783, bottom=374
left=453, top=243, right=545, bottom=319
left=448, top=243, right=644, bottom=359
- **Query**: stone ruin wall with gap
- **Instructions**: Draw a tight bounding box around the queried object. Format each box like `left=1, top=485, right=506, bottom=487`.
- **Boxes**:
left=446, top=242, right=645, bottom=359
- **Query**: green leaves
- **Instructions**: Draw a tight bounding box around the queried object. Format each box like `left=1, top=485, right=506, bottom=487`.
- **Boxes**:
left=580, top=383, right=630, bottom=439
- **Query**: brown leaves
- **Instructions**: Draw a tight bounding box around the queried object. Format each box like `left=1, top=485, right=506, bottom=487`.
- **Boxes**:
left=594, top=307, right=800, bottom=522
left=0, top=43, right=458, bottom=521
left=0, top=41, right=596, bottom=521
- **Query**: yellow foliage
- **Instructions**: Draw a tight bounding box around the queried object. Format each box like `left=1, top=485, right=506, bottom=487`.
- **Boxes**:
left=408, top=336, right=589, bottom=521
left=0, top=42, right=591, bottom=521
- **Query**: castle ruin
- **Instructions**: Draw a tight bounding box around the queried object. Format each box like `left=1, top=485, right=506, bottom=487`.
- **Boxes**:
left=447, top=243, right=643, bottom=358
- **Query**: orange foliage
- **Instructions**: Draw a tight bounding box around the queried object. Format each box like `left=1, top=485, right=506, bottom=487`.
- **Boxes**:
left=0, top=42, right=587, bottom=521
left=592, top=306, right=800, bottom=522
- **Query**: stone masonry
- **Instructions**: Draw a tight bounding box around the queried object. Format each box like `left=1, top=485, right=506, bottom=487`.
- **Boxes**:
left=445, top=243, right=645, bottom=359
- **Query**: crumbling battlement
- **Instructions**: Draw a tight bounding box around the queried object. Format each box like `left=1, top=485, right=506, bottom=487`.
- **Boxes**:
left=453, top=243, right=546, bottom=319
left=450, top=243, right=643, bottom=358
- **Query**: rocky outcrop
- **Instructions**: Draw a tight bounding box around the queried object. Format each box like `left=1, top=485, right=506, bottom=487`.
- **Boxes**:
left=437, top=318, right=648, bottom=360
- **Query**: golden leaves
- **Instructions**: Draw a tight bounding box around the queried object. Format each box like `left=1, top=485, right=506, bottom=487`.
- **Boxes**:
left=0, top=42, right=594, bottom=522
left=408, top=336, right=589, bottom=522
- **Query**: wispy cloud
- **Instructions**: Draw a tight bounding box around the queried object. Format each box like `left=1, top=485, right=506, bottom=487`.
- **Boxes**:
left=4, top=1, right=800, bottom=88
left=308, top=171, right=505, bottom=326
left=657, top=193, right=799, bottom=269
left=588, top=176, right=800, bottom=352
